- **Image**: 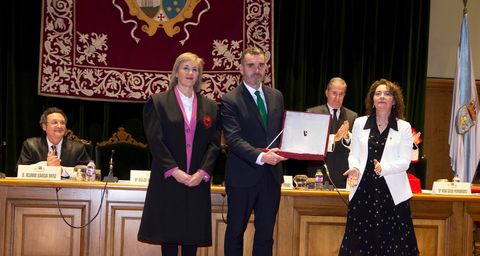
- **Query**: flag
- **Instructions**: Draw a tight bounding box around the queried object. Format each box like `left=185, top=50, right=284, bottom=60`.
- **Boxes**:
left=449, top=12, right=480, bottom=182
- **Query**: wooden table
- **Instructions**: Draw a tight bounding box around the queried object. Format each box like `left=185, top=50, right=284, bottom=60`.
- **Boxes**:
left=0, top=179, right=478, bottom=255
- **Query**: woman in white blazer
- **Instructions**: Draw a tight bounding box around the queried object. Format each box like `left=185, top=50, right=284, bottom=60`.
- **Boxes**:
left=339, top=79, right=419, bottom=255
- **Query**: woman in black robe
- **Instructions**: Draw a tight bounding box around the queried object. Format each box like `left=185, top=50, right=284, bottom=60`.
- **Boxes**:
left=138, top=52, right=220, bottom=256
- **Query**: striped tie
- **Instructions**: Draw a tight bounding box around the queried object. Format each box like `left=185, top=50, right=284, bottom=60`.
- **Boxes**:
left=51, top=145, right=57, bottom=156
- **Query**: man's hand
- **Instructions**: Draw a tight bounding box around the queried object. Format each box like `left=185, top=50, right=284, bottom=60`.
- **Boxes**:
left=261, top=148, right=287, bottom=165
left=47, top=151, right=61, bottom=166
left=334, top=121, right=350, bottom=142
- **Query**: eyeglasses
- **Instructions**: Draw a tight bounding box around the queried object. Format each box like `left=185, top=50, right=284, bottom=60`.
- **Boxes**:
left=45, top=120, right=66, bottom=126
left=374, top=90, right=393, bottom=97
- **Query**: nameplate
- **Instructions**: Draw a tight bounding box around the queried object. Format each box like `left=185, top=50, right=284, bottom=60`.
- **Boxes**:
left=130, top=170, right=151, bottom=184
left=282, top=175, right=294, bottom=189
left=432, top=181, right=471, bottom=195
left=17, top=165, right=62, bottom=180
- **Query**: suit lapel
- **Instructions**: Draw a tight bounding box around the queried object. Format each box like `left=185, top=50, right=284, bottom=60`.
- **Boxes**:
left=240, top=83, right=265, bottom=130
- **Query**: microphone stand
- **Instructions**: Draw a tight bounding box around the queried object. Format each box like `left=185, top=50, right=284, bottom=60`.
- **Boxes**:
left=103, top=149, right=118, bottom=182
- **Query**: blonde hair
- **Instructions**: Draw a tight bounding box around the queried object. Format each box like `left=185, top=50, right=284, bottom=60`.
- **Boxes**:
left=169, top=52, right=205, bottom=92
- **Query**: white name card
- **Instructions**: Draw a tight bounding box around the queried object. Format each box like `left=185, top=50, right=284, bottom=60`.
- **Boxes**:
left=17, top=165, right=62, bottom=180
left=432, top=181, right=471, bottom=195
left=130, top=170, right=151, bottom=184
left=282, top=175, right=294, bottom=189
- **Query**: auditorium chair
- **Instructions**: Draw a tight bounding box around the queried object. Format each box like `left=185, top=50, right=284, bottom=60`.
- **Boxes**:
left=95, top=127, right=151, bottom=180
left=65, top=129, right=94, bottom=160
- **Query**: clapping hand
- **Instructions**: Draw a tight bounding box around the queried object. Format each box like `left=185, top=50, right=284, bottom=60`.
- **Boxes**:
left=46, top=151, right=61, bottom=166
left=334, top=121, right=350, bottom=142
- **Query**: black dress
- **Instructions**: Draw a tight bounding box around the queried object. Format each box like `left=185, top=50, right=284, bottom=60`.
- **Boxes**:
left=339, top=121, right=419, bottom=255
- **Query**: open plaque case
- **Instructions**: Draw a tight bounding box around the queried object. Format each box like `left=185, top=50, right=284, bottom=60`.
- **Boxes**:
left=272, top=110, right=331, bottom=160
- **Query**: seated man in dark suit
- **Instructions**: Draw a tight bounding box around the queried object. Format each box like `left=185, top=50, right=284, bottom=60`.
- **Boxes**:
left=17, top=107, right=90, bottom=174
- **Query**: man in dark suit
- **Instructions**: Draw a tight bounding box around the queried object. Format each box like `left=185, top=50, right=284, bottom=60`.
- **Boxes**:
left=306, top=77, right=358, bottom=188
left=221, top=47, right=287, bottom=256
left=17, top=107, right=90, bottom=170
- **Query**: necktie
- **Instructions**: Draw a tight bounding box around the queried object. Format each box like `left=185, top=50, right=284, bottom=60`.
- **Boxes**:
left=51, top=145, right=57, bottom=156
left=254, top=91, right=268, bottom=128
left=331, top=109, right=338, bottom=133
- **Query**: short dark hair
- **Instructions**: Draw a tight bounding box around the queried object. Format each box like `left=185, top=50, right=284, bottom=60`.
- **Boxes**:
left=240, top=47, right=265, bottom=64
left=39, top=107, right=67, bottom=126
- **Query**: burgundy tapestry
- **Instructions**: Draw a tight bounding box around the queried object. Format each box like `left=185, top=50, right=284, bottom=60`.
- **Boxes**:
left=38, top=0, right=274, bottom=102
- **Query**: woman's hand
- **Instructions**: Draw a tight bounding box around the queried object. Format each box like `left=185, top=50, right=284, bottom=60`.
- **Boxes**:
left=373, top=159, right=382, bottom=175
left=172, top=169, right=192, bottom=184
left=343, top=167, right=360, bottom=188
left=185, top=171, right=204, bottom=187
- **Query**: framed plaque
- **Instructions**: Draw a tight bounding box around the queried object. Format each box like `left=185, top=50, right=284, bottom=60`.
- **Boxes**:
left=273, top=111, right=331, bottom=160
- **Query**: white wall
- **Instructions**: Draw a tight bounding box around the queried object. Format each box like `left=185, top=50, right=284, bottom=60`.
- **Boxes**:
left=428, top=0, right=480, bottom=78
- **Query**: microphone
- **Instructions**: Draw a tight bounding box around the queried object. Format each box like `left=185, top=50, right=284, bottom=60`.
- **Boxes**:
left=103, top=149, right=118, bottom=182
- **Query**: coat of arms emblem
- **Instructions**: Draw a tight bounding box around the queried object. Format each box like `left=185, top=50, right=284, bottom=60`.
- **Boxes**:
left=118, top=0, right=209, bottom=43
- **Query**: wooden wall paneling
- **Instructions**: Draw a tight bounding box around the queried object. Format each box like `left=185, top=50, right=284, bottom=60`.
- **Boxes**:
left=424, top=79, right=455, bottom=188
left=103, top=188, right=153, bottom=256
left=0, top=187, right=6, bottom=255
left=411, top=196, right=465, bottom=255
left=411, top=219, right=445, bottom=256
left=424, top=78, right=480, bottom=188
left=2, top=181, right=480, bottom=256
left=297, top=215, right=346, bottom=256
left=5, top=198, right=87, bottom=255
left=276, top=196, right=294, bottom=256
left=286, top=192, right=349, bottom=255
left=464, top=201, right=480, bottom=255
left=210, top=193, right=228, bottom=256
left=1, top=186, right=104, bottom=256
left=107, top=202, right=158, bottom=256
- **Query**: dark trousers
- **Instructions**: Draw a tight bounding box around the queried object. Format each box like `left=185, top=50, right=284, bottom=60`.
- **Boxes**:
left=224, top=172, right=281, bottom=256
left=161, top=244, right=197, bottom=256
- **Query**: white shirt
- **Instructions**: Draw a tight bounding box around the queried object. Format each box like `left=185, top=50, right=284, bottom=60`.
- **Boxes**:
left=244, top=82, right=268, bottom=111
left=327, top=103, right=339, bottom=119
left=177, top=88, right=194, bottom=123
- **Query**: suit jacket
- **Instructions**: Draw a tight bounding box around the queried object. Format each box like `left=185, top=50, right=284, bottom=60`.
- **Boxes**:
left=306, top=104, right=357, bottom=187
left=221, top=82, right=285, bottom=188
left=348, top=115, right=413, bottom=205
left=138, top=89, right=220, bottom=245
left=17, top=136, right=90, bottom=167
